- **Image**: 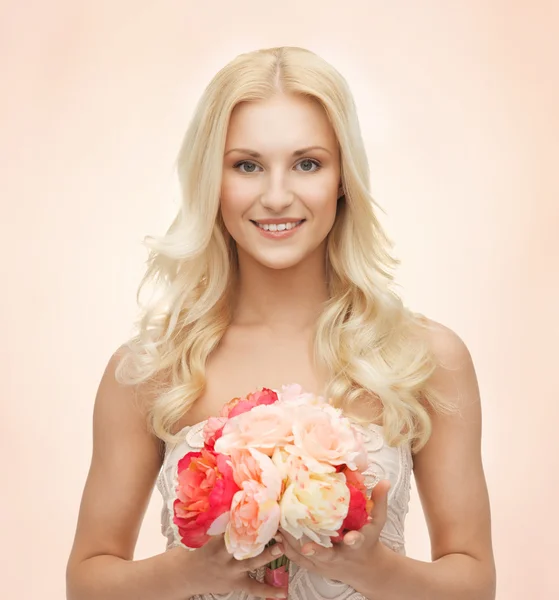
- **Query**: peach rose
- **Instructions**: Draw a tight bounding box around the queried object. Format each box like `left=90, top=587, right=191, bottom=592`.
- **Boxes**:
left=225, top=480, right=281, bottom=559
left=214, top=404, right=293, bottom=457
left=287, top=404, right=368, bottom=472
left=229, top=448, right=282, bottom=499
left=272, top=445, right=312, bottom=484
left=279, top=471, right=350, bottom=547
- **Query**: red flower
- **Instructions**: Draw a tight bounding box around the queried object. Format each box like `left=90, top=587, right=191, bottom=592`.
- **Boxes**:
left=173, top=448, right=240, bottom=548
left=332, top=468, right=374, bottom=542
left=342, top=480, right=369, bottom=530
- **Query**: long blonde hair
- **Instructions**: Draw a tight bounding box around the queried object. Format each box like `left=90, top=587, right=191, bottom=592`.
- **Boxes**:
left=116, top=46, right=456, bottom=453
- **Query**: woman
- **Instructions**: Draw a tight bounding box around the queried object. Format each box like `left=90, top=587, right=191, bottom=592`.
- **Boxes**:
left=66, top=46, right=496, bottom=600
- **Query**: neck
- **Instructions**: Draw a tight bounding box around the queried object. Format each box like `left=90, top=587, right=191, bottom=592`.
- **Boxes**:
left=231, top=244, right=329, bottom=333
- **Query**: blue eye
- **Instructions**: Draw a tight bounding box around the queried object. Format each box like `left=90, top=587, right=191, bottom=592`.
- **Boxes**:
left=234, top=161, right=261, bottom=174
left=233, top=159, right=322, bottom=174
left=296, top=159, right=321, bottom=172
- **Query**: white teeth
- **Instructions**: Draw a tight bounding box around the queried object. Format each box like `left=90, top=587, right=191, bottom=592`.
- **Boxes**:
left=256, top=220, right=303, bottom=231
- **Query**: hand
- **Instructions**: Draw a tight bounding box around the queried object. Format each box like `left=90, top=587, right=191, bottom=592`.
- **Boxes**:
left=278, top=479, right=392, bottom=585
left=176, top=533, right=288, bottom=598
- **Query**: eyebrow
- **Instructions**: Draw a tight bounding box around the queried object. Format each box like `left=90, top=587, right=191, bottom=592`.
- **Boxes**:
left=224, top=145, right=332, bottom=157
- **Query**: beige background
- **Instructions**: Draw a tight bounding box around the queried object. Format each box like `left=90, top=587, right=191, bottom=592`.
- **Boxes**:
left=1, top=1, right=558, bottom=598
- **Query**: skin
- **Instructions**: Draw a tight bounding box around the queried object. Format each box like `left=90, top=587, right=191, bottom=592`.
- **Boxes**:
left=66, top=93, right=495, bottom=600
left=220, top=92, right=343, bottom=273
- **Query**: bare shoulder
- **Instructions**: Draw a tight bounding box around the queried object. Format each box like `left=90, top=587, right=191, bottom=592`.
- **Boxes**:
left=414, top=316, right=483, bottom=454
left=93, top=344, right=163, bottom=439
left=410, top=317, right=495, bottom=586
left=412, top=315, right=478, bottom=409
left=418, top=316, right=473, bottom=370
left=67, top=345, right=164, bottom=573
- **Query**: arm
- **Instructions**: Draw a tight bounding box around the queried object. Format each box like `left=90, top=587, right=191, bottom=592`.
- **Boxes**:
left=65, top=347, right=202, bottom=600
left=347, top=322, right=496, bottom=600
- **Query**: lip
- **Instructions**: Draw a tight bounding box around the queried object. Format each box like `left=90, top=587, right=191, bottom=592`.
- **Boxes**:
left=251, top=219, right=305, bottom=240
left=251, top=218, right=305, bottom=225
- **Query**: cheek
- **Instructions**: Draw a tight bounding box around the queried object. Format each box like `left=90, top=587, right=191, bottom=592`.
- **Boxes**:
left=220, top=178, right=252, bottom=227
left=299, top=171, right=339, bottom=222
left=307, top=191, right=338, bottom=227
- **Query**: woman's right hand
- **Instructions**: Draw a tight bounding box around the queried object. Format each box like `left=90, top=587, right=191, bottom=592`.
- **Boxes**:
left=172, top=534, right=288, bottom=599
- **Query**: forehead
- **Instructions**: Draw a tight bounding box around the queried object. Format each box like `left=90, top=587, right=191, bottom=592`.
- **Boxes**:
left=225, top=94, right=338, bottom=151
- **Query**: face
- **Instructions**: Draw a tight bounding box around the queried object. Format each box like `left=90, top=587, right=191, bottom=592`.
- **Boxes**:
left=220, top=93, right=342, bottom=271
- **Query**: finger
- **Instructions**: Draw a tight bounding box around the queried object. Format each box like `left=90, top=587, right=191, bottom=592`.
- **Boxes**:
left=369, top=479, right=391, bottom=525
left=278, top=534, right=317, bottom=568
left=300, top=541, right=336, bottom=562
left=243, top=576, right=288, bottom=599
left=205, top=533, right=229, bottom=555
left=277, top=528, right=302, bottom=551
left=342, top=530, right=366, bottom=550
left=240, top=543, right=285, bottom=572
left=338, top=481, right=391, bottom=553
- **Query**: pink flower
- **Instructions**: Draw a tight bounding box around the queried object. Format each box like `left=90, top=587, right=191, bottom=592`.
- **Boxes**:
left=225, top=480, right=281, bottom=559
left=220, top=388, right=279, bottom=418
left=173, top=448, right=240, bottom=548
left=278, top=383, right=325, bottom=407
left=203, top=416, right=228, bottom=450
left=289, top=404, right=368, bottom=472
left=206, top=389, right=279, bottom=449
left=229, top=448, right=282, bottom=498
left=248, top=387, right=280, bottom=406
left=214, top=404, right=293, bottom=457
left=219, top=395, right=244, bottom=418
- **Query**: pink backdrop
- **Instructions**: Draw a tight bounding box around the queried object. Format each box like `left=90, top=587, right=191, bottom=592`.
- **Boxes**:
left=1, top=1, right=558, bottom=598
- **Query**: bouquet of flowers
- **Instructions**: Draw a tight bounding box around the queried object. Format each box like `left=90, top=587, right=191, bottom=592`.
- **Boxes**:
left=172, top=384, right=374, bottom=597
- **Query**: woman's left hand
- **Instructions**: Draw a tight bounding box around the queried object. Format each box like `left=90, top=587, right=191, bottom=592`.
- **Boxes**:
left=278, top=480, right=392, bottom=583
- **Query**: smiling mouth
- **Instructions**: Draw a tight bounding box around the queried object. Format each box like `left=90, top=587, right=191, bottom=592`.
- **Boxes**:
left=250, top=219, right=306, bottom=232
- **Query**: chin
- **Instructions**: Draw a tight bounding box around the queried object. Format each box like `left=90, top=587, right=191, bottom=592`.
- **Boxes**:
left=249, top=249, right=309, bottom=271
left=256, top=257, right=305, bottom=271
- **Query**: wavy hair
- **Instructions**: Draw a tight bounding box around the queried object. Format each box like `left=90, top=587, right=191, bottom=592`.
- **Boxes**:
left=116, top=46, right=457, bottom=453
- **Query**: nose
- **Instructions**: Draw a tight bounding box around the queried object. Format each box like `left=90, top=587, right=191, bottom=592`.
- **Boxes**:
left=259, top=173, right=295, bottom=213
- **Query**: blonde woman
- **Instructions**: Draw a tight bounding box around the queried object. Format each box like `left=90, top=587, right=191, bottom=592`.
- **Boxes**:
left=66, top=46, right=496, bottom=600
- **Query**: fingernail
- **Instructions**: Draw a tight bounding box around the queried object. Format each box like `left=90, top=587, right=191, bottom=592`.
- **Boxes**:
left=302, top=548, right=315, bottom=556
left=271, top=545, right=283, bottom=556
left=346, top=538, right=356, bottom=545
left=274, top=592, right=287, bottom=599
left=274, top=534, right=283, bottom=542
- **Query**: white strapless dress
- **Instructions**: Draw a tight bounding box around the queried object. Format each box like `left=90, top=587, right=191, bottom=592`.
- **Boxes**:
left=156, top=418, right=413, bottom=600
